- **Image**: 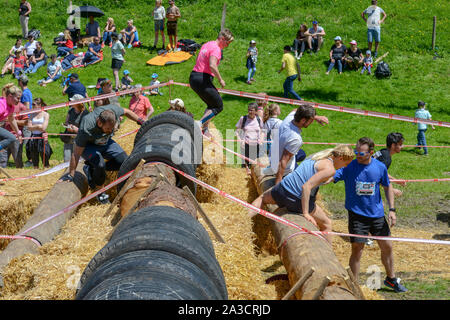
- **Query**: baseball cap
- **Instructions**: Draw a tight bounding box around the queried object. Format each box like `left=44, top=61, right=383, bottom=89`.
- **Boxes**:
left=123, top=70, right=130, bottom=75
left=350, top=40, right=357, bottom=45
left=70, top=94, right=85, bottom=101
left=366, top=50, right=371, bottom=55
left=69, top=73, right=79, bottom=79
left=418, top=101, right=426, bottom=107
left=250, top=40, right=256, bottom=44
left=334, top=36, right=342, bottom=41
left=312, top=20, right=318, bottom=24
left=169, top=98, right=184, bottom=108
left=151, top=73, right=158, bottom=79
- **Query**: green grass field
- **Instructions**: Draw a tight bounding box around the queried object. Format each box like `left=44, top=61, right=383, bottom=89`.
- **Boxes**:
left=0, top=0, right=449, bottom=299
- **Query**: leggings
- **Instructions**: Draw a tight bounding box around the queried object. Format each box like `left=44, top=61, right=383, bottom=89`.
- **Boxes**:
left=189, top=71, right=223, bottom=120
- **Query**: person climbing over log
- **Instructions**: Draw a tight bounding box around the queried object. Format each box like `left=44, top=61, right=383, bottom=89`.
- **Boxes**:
left=251, top=144, right=354, bottom=243
left=189, top=28, right=234, bottom=138
left=58, top=104, right=145, bottom=204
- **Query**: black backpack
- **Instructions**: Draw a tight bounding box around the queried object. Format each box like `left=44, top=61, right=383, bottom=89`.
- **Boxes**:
left=28, top=29, right=41, bottom=39
left=375, top=61, right=391, bottom=79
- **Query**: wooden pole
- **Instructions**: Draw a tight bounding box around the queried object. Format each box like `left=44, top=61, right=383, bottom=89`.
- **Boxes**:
left=281, top=267, right=315, bottom=300
left=432, top=16, right=436, bottom=50
left=0, top=167, right=12, bottom=179
left=346, top=266, right=366, bottom=300
left=221, top=3, right=227, bottom=31
left=103, top=159, right=145, bottom=217
left=312, top=276, right=331, bottom=300
left=183, top=185, right=226, bottom=244
left=251, top=163, right=358, bottom=300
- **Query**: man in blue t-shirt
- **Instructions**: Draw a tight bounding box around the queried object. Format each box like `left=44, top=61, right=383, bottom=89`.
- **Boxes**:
left=82, top=36, right=102, bottom=66
left=62, top=73, right=87, bottom=100
left=86, top=16, right=100, bottom=38
left=332, top=137, right=407, bottom=293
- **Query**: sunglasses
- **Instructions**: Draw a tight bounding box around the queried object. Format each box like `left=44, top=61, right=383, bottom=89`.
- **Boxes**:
left=354, top=149, right=369, bottom=156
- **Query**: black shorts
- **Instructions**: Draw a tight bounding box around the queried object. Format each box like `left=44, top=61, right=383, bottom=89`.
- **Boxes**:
left=189, top=71, right=223, bottom=115
left=167, top=21, right=177, bottom=36
left=111, top=58, right=123, bottom=70
left=348, top=210, right=391, bottom=243
left=270, top=183, right=318, bottom=214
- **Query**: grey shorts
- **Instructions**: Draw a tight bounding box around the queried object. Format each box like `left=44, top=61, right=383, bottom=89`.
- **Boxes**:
left=154, top=19, right=164, bottom=31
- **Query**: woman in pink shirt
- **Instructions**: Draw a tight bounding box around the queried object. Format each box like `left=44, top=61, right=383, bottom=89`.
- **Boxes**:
left=189, top=28, right=234, bottom=137
left=0, top=83, right=23, bottom=152
left=129, top=85, right=154, bottom=120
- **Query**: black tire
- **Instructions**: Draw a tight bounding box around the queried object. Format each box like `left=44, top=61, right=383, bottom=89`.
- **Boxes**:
left=78, top=226, right=228, bottom=299
left=76, top=250, right=224, bottom=300
left=110, top=206, right=215, bottom=255
left=134, top=110, right=200, bottom=147
left=81, top=269, right=209, bottom=300
left=116, top=142, right=197, bottom=194
left=133, top=125, right=201, bottom=169
left=134, top=111, right=202, bottom=166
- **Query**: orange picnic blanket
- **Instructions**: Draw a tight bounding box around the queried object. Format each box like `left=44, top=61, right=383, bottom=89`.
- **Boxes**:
left=146, top=51, right=193, bottom=66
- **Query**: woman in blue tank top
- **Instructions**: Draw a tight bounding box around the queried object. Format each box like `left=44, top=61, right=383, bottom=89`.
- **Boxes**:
left=251, top=144, right=354, bottom=243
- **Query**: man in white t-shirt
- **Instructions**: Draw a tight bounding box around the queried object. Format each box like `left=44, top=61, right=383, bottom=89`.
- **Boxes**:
left=361, top=0, right=387, bottom=58
left=304, top=21, right=326, bottom=53
left=265, top=105, right=328, bottom=185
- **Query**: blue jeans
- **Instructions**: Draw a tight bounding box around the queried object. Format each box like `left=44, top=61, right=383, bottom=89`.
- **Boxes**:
left=13, top=67, right=24, bottom=79
left=283, top=74, right=302, bottom=100
left=327, top=59, right=343, bottom=73
left=417, top=129, right=428, bottom=154
left=103, top=31, right=112, bottom=45
left=247, top=67, right=256, bottom=82
left=82, top=51, right=100, bottom=65
left=25, top=59, right=47, bottom=74
left=57, top=46, right=72, bottom=57
left=0, top=127, right=17, bottom=152
left=367, top=28, right=381, bottom=43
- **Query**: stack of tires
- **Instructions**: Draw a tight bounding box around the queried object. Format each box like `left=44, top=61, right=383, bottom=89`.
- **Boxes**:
left=117, top=111, right=203, bottom=194
left=75, top=111, right=228, bottom=300
left=75, top=206, right=227, bottom=300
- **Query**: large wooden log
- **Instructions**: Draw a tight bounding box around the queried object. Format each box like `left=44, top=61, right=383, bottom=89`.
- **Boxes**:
left=0, top=163, right=88, bottom=283
left=251, top=162, right=361, bottom=300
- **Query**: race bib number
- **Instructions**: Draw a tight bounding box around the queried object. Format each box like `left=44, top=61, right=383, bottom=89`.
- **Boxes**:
left=356, top=181, right=376, bottom=196
left=94, top=135, right=109, bottom=145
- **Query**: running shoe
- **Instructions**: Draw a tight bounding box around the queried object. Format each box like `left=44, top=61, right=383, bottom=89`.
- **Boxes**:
left=96, top=192, right=110, bottom=204
left=384, top=277, right=408, bottom=293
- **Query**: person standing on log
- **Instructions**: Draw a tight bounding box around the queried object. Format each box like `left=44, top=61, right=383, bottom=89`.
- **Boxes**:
left=332, top=137, right=408, bottom=293
left=251, top=144, right=354, bottom=243
left=189, top=28, right=234, bottom=138
left=58, top=104, right=145, bottom=204
left=263, top=105, right=328, bottom=185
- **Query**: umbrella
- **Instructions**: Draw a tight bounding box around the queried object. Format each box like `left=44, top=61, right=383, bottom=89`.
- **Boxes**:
left=70, top=5, right=104, bottom=18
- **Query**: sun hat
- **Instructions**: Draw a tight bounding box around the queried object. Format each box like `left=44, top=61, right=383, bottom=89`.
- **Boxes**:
left=69, top=94, right=85, bottom=101
left=334, top=36, right=342, bottom=41
left=169, top=98, right=184, bottom=108
left=350, top=40, right=357, bottom=45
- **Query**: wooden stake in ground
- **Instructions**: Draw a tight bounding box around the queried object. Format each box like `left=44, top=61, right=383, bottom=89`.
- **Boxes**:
left=432, top=16, right=437, bottom=50
left=0, top=167, right=12, bottom=179
left=282, top=267, right=315, bottom=300
left=182, top=185, right=226, bottom=244
left=374, top=51, right=389, bottom=64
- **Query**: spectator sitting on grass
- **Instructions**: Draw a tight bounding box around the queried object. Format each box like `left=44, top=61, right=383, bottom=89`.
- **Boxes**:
left=1, top=39, right=24, bottom=78
left=102, top=17, right=116, bottom=48
left=11, top=50, right=28, bottom=80
left=326, top=36, right=347, bottom=75
left=304, top=20, right=326, bottom=53
left=38, top=54, right=62, bottom=87
left=344, top=40, right=364, bottom=70
left=121, top=69, right=134, bottom=90
left=82, top=36, right=102, bottom=66
left=121, top=20, right=140, bottom=49
left=167, top=98, right=193, bottom=118
left=24, top=41, right=47, bottom=74
left=56, top=30, right=74, bottom=58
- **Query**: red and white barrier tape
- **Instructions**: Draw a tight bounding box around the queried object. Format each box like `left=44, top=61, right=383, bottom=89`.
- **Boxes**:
left=0, top=128, right=138, bottom=182
left=391, top=178, right=450, bottom=183
left=203, top=134, right=265, bottom=168
left=223, top=139, right=450, bottom=149
left=172, top=81, right=450, bottom=128
left=17, top=169, right=134, bottom=236
left=16, top=81, right=173, bottom=118
left=150, top=162, right=450, bottom=246
left=0, top=235, right=41, bottom=247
